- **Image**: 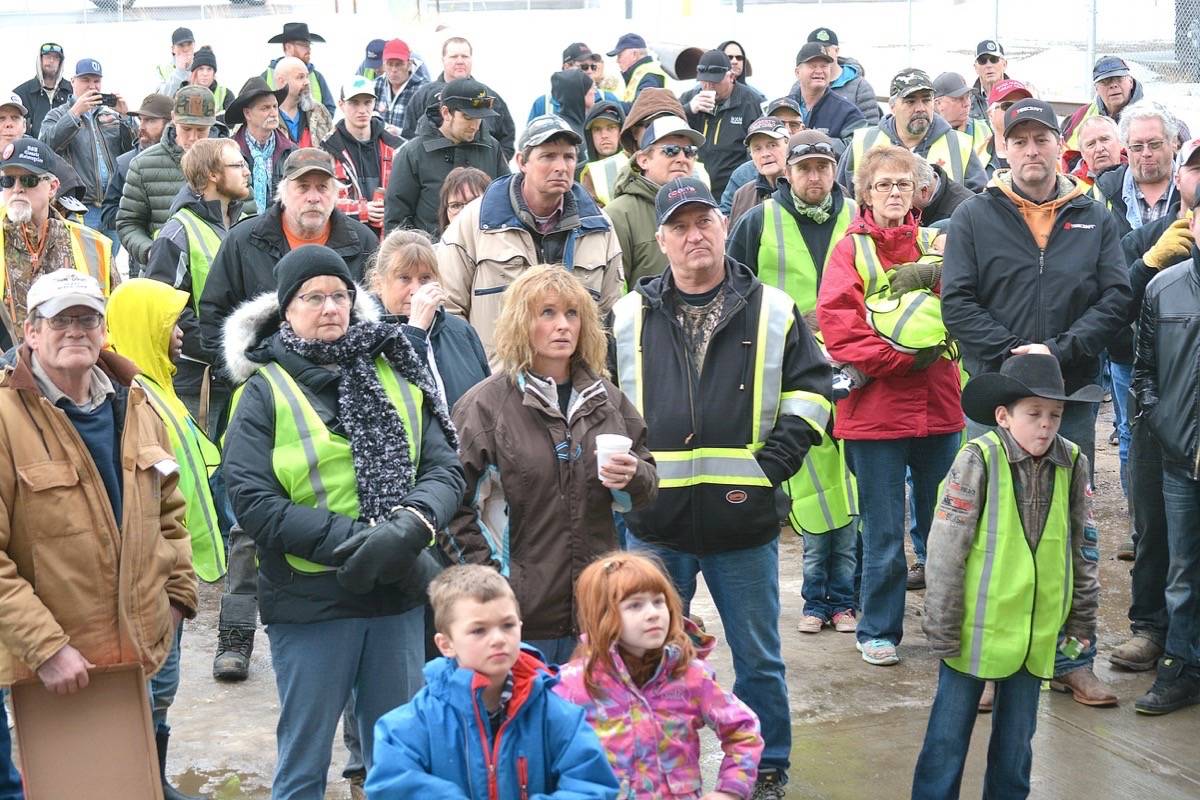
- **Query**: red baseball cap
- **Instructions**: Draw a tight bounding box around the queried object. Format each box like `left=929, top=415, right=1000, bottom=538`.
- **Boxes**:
left=988, top=78, right=1032, bottom=106
left=382, top=39, right=411, bottom=62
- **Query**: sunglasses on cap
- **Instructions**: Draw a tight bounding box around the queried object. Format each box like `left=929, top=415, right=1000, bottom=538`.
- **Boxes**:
left=789, top=141, right=835, bottom=158
left=657, top=144, right=699, bottom=158
left=445, top=91, right=495, bottom=109
left=40, top=44, right=63, bottom=56
left=976, top=54, right=1002, bottom=65
left=0, top=174, right=50, bottom=189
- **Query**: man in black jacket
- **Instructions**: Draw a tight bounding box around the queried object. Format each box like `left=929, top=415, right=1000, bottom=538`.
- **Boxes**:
left=13, top=42, right=71, bottom=139
left=383, top=78, right=508, bottom=236
left=680, top=50, right=765, bottom=198
left=612, top=177, right=831, bottom=799
left=913, top=159, right=972, bottom=227
left=942, top=99, right=1131, bottom=707
left=323, top=76, right=404, bottom=239
left=1131, top=197, right=1200, bottom=716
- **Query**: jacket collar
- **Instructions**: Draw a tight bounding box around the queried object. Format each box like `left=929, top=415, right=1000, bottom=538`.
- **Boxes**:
left=249, top=203, right=365, bottom=256
left=5, top=344, right=139, bottom=394
left=995, top=425, right=1074, bottom=469
left=477, top=174, right=610, bottom=235
left=517, top=364, right=608, bottom=419
left=636, top=255, right=759, bottom=312
left=167, top=184, right=245, bottom=225
left=771, top=179, right=848, bottom=223
left=426, top=648, right=555, bottom=717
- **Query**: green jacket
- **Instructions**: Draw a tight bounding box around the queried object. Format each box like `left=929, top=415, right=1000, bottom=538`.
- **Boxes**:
left=604, top=165, right=664, bottom=287
left=116, top=124, right=186, bottom=266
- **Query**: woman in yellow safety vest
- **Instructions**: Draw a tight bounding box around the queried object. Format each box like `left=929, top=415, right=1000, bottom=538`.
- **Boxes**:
left=220, top=245, right=465, bottom=795
left=816, top=145, right=964, bottom=668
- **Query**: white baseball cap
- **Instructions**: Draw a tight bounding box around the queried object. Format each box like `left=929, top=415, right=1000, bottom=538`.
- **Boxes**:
left=26, top=269, right=105, bottom=319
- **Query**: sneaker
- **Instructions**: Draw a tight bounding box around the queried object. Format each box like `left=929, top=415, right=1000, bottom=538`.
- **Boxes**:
left=750, top=770, right=788, bottom=800
left=906, top=562, right=926, bottom=590
left=1116, top=538, right=1135, bottom=561
left=797, top=615, right=824, bottom=634
left=1108, top=431, right=1119, bottom=446
left=1135, top=657, right=1200, bottom=715
left=832, top=610, right=857, bottom=633
left=856, top=638, right=900, bottom=666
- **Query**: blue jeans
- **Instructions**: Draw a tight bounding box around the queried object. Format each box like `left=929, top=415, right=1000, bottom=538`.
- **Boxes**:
left=1160, top=466, right=1200, bottom=665
left=907, top=470, right=925, bottom=564
left=0, top=691, right=22, bottom=799
left=626, top=532, right=790, bottom=777
left=1110, top=360, right=1133, bottom=494
left=912, top=663, right=1041, bottom=800
left=149, top=622, right=184, bottom=734
left=82, top=205, right=120, bottom=260
left=801, top=523, right=856, bottom=620
left=267, top=609, right=425, bottom=800
left=845, top=433, right=960, bottom=646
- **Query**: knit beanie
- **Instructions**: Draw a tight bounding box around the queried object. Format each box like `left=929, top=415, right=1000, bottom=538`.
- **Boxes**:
left=190, top=46, right=218, bottom=72
left=274, top=245, right=354, bottom=312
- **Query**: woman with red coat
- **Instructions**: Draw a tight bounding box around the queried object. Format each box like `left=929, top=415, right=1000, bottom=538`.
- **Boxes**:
left=817, top=145, right=964, bottom=668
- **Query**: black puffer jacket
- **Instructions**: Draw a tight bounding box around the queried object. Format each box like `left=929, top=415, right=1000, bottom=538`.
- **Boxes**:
left=401, top=73, right=516, bottom=161
left=198, top=204, right=379, bottom=375
left=1133, top=247, right=1200, bottom=476
left=221, top=291, right=465, bottom=624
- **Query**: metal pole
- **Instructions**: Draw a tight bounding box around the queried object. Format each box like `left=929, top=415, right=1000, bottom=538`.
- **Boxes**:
left=626, top=0, right=633, bottom=19
left=994, top=0, right=1000, bottom=40
left=1087, top=0, right=1098, bottom=88
left=907, top=0, right=913, bottom=63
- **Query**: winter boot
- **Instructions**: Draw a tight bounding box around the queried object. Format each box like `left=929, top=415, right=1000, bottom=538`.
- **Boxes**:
left=1135, top=656, right=1200, bottom=715
left=156, top=730, right=201, bottom=800
left=212, top=624, right=255, bottom=682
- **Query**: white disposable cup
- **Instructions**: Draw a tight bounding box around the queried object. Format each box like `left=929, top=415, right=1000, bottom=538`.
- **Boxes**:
left=700, top=89, right=716, bottom=106
left=595, top=433, right=633, bottom=475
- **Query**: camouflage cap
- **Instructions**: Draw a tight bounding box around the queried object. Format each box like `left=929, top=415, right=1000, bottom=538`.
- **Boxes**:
left=173, top=85, right=216, bottom=126
left=890, top=68, right=934, bottom=99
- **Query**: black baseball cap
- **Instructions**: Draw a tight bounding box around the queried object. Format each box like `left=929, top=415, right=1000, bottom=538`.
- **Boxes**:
left=807, top=27, right=839, bottom=46
left=440, top=79, right=499, bottom=119
left=562, top=43, right=598, bottom=63
left=1003, top=99, right=1060, bottom=138
left=696, top=50, right=731, bottom=81
left=606, top=33, right=646, bottom=57
left=655, top=177, right=719, bottom=225
left=766, top=97, right=802, bottom=116
left=975, top=40, right=1004, bottom=60
left=172, top=27, right=195, bottom=46
left=796, top=42, right=835, bottom=65
left=0, top=137, right=55, bottom=176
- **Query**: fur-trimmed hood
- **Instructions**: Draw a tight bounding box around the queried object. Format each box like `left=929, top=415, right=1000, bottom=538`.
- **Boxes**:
left=221, top=284, right=380, bottom=384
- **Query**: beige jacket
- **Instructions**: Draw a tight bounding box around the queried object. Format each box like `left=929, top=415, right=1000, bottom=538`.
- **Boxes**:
left=0, top=347, right=197, bottom=684
left=438, top=174, right=624, bottom=361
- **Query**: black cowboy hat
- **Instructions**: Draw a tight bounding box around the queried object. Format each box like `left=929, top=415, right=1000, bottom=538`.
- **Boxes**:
left=961, top=354, right=1105, bottom=426
left=267, top=22, right=325, bottom=44
left=225, top=76, right=288, bottom=127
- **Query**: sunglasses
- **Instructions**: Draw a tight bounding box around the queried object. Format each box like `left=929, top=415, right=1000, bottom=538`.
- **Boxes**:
left=578, top=62, right=600, bottom=72
left=40, top=44, right=63, bottom=56
left=444, top=92, right=494, bottom=109
left=658, top=144, right=699, bottom=158
left=0, top=174, right=49, bottom=189
left=789, top=142, right=835, bottom=158
left=976, top=55, right=1002, bottom=65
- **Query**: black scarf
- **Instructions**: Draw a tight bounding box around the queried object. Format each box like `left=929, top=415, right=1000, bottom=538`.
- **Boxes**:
left=278, top=320, right=458, bottom=524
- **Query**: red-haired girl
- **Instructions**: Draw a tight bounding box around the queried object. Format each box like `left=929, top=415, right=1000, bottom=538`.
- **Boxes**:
left=553, top=552, right=763, bottom=799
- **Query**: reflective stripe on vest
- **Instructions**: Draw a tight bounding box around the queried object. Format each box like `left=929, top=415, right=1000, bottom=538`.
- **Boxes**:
left=944, top=432, right=1077, bottom=680
left=172, top=207, right=223, bottom=314
left=258, top=359, right=423, bottom=574
left=621, top=61, right=669, bottom=103
left=582, top=152, right=629, bottom=207
left=138, top=376, right=227, bottom=583
left=266, top=67, right=323, bottom=106
left=786, top=434, right=858, bottom=534
left=0, top=220, right=112, bottom=302
left=612, top=286, right=831, bottom=489
left=967, top=118, right=992, bottom=168
left=213, top=84, right=228, bottom=109
left=1065, top=102, right=1103, bottom=153
left=852, top=126, right=975, bottom=185
left=756, top=197, right=855, bottom=316
left=852, top=232, right=949, bottom=353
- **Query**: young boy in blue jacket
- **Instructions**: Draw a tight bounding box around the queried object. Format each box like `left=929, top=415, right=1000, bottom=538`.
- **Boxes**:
left=367, top=565, right=619, bottom=799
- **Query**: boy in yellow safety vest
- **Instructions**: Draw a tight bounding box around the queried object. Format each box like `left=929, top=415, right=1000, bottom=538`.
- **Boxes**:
left=911, top=353, right=1103, bottom=799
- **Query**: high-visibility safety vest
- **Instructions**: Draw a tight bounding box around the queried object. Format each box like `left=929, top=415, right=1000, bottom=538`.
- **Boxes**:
left=851, top=126, right=975, bottom=187
left=212, top=84, right=228, bottom=110
left=620, top=60, right=670, bottom=104
left=1064, top=102, right=1103, bottom=153
left=852, top=229, right=951, bottom=355
left=137, top=375, right=227, bottom=582
left=785, top=433, right=858, bottom=534
left=944, top=431, right=1078, bottom=680
left=580, top=152, right=629, bottom=207
left=0, top=218, right=113, bottom=301
left=612, top=285, right=832, bottom=489
left=965, top=118, right=992, bottom=169
left=256, top=359, right=423, bottom=575
left=756, top=196, right=856, bottom=316
left=168, top=207, right=223, bottom=314
left=265, top=65, right=324, bottom=107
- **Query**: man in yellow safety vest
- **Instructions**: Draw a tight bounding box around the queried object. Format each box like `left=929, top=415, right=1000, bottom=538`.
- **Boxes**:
left=607, top=33, right=668, bottom=107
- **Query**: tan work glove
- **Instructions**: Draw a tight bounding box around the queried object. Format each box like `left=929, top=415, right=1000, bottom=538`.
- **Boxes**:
left=1143, top=217, right=1194, bottom=269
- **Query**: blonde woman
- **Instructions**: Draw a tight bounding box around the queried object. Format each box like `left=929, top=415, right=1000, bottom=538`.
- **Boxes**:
left=447, top=266, right=658, bottom=663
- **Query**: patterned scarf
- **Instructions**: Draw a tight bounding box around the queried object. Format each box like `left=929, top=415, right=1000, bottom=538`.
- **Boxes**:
left=278, top=320, right=458, bottom=524
left=246, top=132, right=276, bottom=211
left=791, top=190, right=832, bottom=224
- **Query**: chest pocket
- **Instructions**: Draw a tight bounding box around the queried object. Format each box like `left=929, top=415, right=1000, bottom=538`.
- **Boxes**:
left=16, top=461, right=88, bottom=537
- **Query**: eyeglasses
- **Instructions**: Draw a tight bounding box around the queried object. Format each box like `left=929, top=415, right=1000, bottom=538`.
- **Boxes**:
left=578, top=62, right=600, bottom=72
left=0, top=174, right=49, bottom=189
left=658, top=144, right=699, bottom=158
left=871, top=179, right=915, bottom=194
left=789, top=142, right=835, bottom=159
left=44, top=312, right=102, bottom=331
left=976, top=55, right=1002, bottom=65
left=995, top=100, right=1017, bottom=112
left=444, top=92, right=494, bottom=109
left=1127, top=139, right=1167, bottom=154
left=296, top=290, right=355, bottom=309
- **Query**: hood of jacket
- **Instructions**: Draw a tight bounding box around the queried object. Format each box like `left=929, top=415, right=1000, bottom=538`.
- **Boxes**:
left=478, top=173, right=611, bottom=234
left=422, top=646, right=557, bottom=717
left=717, top=39, right=753, bottom=81
left=35, top=51, right=63, bottom=88
left=105, top=279, right=191, bottom=415
left=831, top=56, right=864, bottom=89
left=1096, top=78, right=1145, bottom=119
left=620, top=87, right=687, bottom=154
left=165, top=182, right=247, bottom=222
left=611, top=162, right=659, bottom=203
left=551, top=69, right=594, bottom=136
left=989, top=169, right=1086, bottom=248
left=221, top=287, right=382, bottom=384
left=328, top=116, right=404, bottom=153
left=584, top=100, right=626, bottom=161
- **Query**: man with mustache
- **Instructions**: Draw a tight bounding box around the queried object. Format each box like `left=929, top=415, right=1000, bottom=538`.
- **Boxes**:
left=274, top=56, right=334, bottom=150
left=228, top=77, right=295, bottom=210
left=0, top=137, right=115, bottom=351
left=838, top=68, right=986, bottom=197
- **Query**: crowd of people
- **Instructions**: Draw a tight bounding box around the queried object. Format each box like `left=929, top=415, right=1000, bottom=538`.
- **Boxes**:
left=0, top=15, right=1195, bottom=800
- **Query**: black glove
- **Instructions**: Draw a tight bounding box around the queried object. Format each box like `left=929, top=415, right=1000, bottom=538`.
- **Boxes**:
left=334, top=512, right=432, bottom=595
left=910, top=345, right=946, bottom=371
left=887, top=261, right=942, bottom=298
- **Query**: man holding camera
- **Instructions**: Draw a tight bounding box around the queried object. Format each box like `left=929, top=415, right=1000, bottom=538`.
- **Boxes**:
left=38, top=58, right=135, bottom=251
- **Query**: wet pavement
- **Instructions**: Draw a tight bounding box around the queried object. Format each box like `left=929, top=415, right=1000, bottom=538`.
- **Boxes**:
left=154, top=405, right=1200, bottom=799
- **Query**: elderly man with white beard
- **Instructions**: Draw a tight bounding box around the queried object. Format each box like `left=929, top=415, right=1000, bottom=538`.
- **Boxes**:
left=0, top=136, right=116, bottom=351
left=274, top=56, right=334, bottom=149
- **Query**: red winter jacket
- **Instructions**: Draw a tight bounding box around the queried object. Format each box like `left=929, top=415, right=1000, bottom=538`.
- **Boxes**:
left=816, top=208, right=964, bottom=441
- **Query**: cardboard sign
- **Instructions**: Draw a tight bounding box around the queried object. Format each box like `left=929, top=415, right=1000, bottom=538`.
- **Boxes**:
left=11, top=663, right=163, bottom=800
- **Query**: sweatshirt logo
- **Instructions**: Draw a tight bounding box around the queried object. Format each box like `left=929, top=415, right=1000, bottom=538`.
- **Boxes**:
left=1063, top=222, right=1096, bottom=230
left=725, top=490, right=748, bottom=504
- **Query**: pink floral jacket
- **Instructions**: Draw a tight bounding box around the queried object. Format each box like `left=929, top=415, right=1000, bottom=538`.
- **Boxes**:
left=552, top=624, right=763, bottom=799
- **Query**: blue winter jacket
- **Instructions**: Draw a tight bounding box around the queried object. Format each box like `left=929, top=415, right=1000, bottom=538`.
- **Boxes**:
left=367, top=648, right=620, bottom=800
